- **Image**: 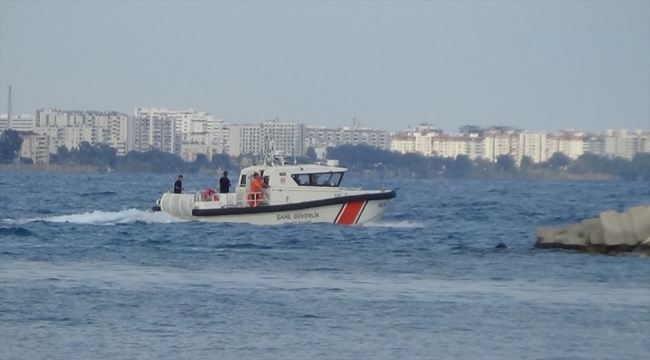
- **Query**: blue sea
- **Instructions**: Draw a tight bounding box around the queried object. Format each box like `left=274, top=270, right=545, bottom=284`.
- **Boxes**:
left=1, top=171, right=649, bottom=360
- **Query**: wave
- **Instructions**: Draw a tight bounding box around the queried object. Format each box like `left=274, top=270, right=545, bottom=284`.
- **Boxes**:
left=361, top=220, right=424, bottom=228
left=5, top=209, right=185, bottom=226
left=220, top=243, right=273, bottom=250
left=80, top=191, right=117, bottom=198
left=0, top=227, right=35, bottom=237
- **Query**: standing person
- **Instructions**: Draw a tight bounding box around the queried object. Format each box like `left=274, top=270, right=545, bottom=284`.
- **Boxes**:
left=174, top=175, right=184, bottom=194
left=219, top=171, right=231, bottom=194
left=249, top=172, right=269, bottom=206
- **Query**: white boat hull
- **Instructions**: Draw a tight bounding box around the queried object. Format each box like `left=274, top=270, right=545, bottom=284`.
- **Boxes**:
left=156, top=192, right=395, bottom=225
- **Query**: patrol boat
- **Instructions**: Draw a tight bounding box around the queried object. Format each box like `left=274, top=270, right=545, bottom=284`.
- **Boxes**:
left=151, top=156, right=396, bottom=225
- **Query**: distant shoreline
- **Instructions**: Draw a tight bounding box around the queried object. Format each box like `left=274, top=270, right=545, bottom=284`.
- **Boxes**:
left=0, top=164, right=102, bottom=173
left=0, top=163, right=616, bottom=180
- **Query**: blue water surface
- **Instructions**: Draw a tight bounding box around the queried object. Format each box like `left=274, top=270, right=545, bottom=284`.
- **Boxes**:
left=1, top=171, right=649, bottom=360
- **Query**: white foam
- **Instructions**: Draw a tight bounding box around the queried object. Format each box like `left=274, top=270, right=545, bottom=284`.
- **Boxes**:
left=5, top=209, right=185, bottom=225
left=361, top=220, right=424, bottom=228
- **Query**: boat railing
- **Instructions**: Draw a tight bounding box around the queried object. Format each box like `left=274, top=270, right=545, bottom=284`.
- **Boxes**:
left=246, top=191, right=270, bottom=207
left=192, top=190, right=272, bottom=208
left=193, top=191, right=242, bottom=207
left=271, top=186, right=364, bottom=192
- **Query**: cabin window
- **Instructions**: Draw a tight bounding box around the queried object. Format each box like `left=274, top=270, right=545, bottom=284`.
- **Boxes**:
left=239, top=175, right=247, bottom=187
left=292, top=174, right=310, bottom=186
left=328, top=172, right=343, bottom=186
left=292, top=172, right=343, bottom=187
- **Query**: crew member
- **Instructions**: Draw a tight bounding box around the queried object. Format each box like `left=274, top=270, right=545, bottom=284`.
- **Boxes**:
left=174, top=175, right=184, bottom=193
left=219, top=171, right=231, bottom=194
left=250, top=172, right=269, bottom=206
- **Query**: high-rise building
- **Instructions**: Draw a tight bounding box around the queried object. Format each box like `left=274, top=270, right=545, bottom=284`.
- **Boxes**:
left=228, top=124, right=262, bottom=156
left=262, top=119, right=304, bottom=156
left=304, top=125, right=390, bottom=151
left=431, top=135, right=470, bottom=158
left=132, top=111, right=180, bottom=155
left=19, top=132, right=50, bottom=164
left=482, top=130, right=518, bottom=162
left=390, top=133, right=416, bottom=154
left=135, top=108, right=230, bottom=159
left=228, top=119, right=305, bottom=157
left=547, top=131, right=585, bottom=160
left=413, top=132, right=437, bottom=156
left=32, top=109, right=130, bottom=155
left=601, top=130, right=649, bottom=160
left=466, top=133, right=484, bottom=160
left=0, top=114, right=34, bottom=132
left=517, top=132, right=547, bottom=163
left=390, top=125, right=443, bottom=156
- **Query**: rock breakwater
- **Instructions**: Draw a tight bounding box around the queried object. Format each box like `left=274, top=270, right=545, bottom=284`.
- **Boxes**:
left=536, top=205, right=650, bottom=255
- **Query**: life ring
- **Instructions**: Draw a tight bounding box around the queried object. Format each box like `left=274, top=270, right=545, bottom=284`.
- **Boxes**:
left=247, top=192, right=260, bottom=207
left=203, top=188, right=216, bottom=201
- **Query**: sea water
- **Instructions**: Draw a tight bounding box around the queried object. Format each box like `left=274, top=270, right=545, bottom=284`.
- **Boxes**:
left=1, top=171, right=649, bottom=360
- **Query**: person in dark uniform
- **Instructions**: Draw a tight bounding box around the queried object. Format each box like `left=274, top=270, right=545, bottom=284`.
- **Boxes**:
left=174, top=175, right=183, bottom=193
left=219, top=171, right=231, bottom=193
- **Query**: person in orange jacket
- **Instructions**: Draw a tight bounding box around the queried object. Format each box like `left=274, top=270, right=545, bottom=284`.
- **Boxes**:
left=250, top=172, right=269, bottom=206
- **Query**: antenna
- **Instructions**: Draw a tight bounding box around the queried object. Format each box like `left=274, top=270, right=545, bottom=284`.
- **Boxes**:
left=7, top=85, right=12, bottom=129
left=352, top=117, right=356, bottom=128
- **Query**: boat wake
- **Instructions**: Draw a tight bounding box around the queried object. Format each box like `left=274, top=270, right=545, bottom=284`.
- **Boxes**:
left=362, top=220, right=424, bottom=228
left=4, top=209, right=185, bottom=226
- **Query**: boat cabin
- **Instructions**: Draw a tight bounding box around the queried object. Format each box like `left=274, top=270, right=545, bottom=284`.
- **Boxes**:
left=233, top=163, right=348, bottom=207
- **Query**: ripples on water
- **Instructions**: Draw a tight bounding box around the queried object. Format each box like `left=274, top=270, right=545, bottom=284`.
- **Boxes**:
left=1, top=172, right=649, bottom=359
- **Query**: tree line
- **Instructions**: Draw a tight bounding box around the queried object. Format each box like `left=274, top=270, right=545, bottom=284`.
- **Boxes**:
left=1, top=129, right=648, bottom=181
left=326, top=144, right=650, bottom=181
left=51, top=143, right=240, bottom=174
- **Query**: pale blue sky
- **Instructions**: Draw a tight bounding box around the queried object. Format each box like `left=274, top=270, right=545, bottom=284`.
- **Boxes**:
left=1, top=1, right=648, bottom=133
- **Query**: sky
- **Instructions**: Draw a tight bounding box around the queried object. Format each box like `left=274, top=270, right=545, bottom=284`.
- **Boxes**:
left=0, top=1, right=648, bottom=133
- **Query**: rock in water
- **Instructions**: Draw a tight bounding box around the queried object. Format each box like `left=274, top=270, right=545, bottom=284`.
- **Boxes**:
left=535, top=205, right=650, bottom=255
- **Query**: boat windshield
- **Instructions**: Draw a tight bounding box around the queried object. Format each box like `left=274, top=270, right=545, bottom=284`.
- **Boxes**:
left=292, top=172, right=343, bottom=187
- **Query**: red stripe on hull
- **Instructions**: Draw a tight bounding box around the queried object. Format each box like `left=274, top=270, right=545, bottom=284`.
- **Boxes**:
left=336, top=201, right=365, bottom=225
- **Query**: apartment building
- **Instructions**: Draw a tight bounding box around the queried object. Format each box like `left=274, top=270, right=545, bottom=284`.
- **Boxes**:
left=0, top=114, right=7, bottom=130
left=226, top=119, right=307, bottom=157
left=209, top=121, right=230, bottom=154
left=390, top=129, right=483, bottom=160
left=229, top=124, right=262, bottom=156
left=304, top=126, right=390, bottom=151
left=180, top=143, right=217, bottom=162
left=19, top=132, right=50, bottom=164
left=547, top=131, right=585, bottom=160
left=390, top=133, right=416, bottom=154
left=482, top=131, right=518, bottom=162
left=390, top=132, right=430, bottom=155
left=431, top=135, right=471, bottom=158
left=466, top=134, right=484, bottom=160
left=132, top=112, right=180, bottom=155
left=135, top=108, right=230, bottom=160
left=583, top=136, right=604, bottom=155
left=413, top=132, right=437, bottom=156
left=602, top=130, right=650, bottom=160
left=262, top=119, right=304, bottom=157
left=0, top=114, right=35, bottom=132
left=517, top=132, right=547, bottom=163
left=29, top=109, right=130, bottom=158
left=392, top=126, right=649, bottom=164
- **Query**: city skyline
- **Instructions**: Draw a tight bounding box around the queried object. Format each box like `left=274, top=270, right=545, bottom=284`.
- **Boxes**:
left=1, top=2, right=648, bottom=133
left=4, top=107, right=648, bottom=167
left=2, top=105, right=649, bottom=136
